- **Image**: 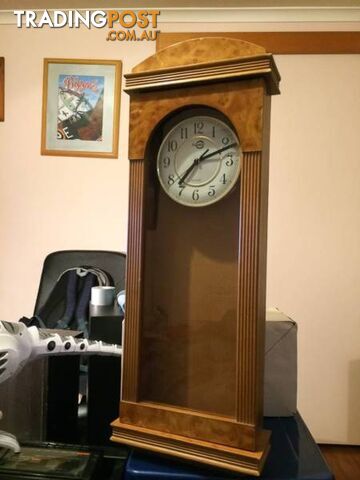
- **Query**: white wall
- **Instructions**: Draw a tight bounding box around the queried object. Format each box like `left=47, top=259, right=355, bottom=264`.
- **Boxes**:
left=0, top=19, right=360, bottom=445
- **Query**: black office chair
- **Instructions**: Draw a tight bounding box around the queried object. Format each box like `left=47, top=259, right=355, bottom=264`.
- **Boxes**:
left=36, top=250, right=126, bottom=444
left=34, top=250, right=126, bottom=318
left=0, top=250, right=126, bottom=445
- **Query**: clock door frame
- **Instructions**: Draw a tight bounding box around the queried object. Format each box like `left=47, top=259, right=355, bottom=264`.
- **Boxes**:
left=112, top=37, right=280, bottom=476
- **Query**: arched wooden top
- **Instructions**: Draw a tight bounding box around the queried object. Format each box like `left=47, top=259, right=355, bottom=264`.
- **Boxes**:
left=132, top=37, right=267, bottom=73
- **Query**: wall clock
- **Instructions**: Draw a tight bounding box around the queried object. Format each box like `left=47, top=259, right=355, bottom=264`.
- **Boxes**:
left=156, top=112, right=241, bottom=207
left=111, top=37, right=280, bottom=476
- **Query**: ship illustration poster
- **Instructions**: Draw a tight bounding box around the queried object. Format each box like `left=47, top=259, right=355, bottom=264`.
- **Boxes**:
left=57, top=74, right=105, bottom=141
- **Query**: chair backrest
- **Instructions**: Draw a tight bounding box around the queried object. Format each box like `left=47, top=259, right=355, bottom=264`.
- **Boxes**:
left=0, top=250, right=126, bottom=443
left=33, top=250, right=126, bottom=315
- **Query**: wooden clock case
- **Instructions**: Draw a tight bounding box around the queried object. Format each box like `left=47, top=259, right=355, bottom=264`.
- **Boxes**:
left=111, top=37, right=280, bottom=476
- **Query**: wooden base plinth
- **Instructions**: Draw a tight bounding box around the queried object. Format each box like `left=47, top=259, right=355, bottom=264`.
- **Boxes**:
left=111, top=419, right=270, bottom=476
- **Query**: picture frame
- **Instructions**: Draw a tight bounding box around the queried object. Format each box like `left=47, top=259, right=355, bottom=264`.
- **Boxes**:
left=41, top=58, right=122, bottom=158
left=0, top=57, right=4, bottom=122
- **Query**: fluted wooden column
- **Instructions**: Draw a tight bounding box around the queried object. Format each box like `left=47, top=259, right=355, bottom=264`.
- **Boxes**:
left=121, top=160, right=145, bottom=401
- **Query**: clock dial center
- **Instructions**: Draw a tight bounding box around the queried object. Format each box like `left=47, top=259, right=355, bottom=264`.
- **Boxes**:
left=174, top=136, right=221, bottom=187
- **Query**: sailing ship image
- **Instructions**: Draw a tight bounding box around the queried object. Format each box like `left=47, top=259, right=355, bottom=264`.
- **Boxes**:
left=57, top=75, right=104, bottom=141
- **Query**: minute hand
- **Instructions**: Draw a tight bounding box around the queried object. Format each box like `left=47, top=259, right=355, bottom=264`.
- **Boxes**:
left=197, top=142, right=237, bottom=163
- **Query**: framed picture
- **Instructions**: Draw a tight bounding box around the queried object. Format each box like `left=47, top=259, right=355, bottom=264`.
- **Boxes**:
left=0, top=57, right=4, bottom=122
left=41, top=58, right=122, bottom=158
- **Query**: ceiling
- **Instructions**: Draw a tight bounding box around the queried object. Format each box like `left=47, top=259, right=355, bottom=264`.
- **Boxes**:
left=2, top=0, right=360, bottom=9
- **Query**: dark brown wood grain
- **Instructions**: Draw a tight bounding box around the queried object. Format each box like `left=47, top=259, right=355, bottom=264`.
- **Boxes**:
left=0, top=58, right=4, bottom=122
left=157, top=32, right=360, bottom=55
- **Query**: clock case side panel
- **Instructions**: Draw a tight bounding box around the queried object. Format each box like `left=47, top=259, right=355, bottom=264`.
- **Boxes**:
left=121, top=158, right=146, bottom=401
left=113, top=79, right=271, bottom=457
left=257, top=94, right=272, bottom=429
left=237, top=93, right=271, bottom=435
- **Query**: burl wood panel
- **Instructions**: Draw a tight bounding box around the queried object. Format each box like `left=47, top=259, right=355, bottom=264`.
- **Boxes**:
left=120, top=401, right=256, bottom=450
left=128, top=79, right=265, bottom=160
left=111, top=420, right=270, bottom=475
left=0, top=58, right=4, bottom=122
left=133, top=37, right=266, bottom=73
left=157, top=32, right=360, bottom=55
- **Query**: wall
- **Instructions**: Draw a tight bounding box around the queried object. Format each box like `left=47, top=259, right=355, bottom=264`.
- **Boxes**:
left=0, top=17, right=360, bottom=445
left=268, top=54, right=360, bottom=444
left=0, top=26, right=155, bottom=320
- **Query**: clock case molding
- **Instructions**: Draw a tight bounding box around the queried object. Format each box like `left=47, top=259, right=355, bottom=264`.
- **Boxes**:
left=111, top=37, right=280, bottom=476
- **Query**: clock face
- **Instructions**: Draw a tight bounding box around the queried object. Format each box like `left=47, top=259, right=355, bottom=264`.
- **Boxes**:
left=156, top=115, right=242, bottom=207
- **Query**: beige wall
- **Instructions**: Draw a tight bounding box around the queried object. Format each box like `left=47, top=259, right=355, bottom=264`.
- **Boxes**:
left=1, top=19, right=360, bottom=445
left=0, top=26, right=155, bottom=319
left=268, top=54, right=360, bottom=444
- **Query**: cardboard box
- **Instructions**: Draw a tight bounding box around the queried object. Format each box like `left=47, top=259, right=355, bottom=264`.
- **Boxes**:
left=264, top=309, right=297, bottom=416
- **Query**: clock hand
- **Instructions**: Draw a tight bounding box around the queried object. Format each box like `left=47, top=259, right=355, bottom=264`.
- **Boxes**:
left=177, top=143, right=236, bottom=186
left=197, top=142, right=237, bottom=163
left=178, top=148, right=209, bottom=185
